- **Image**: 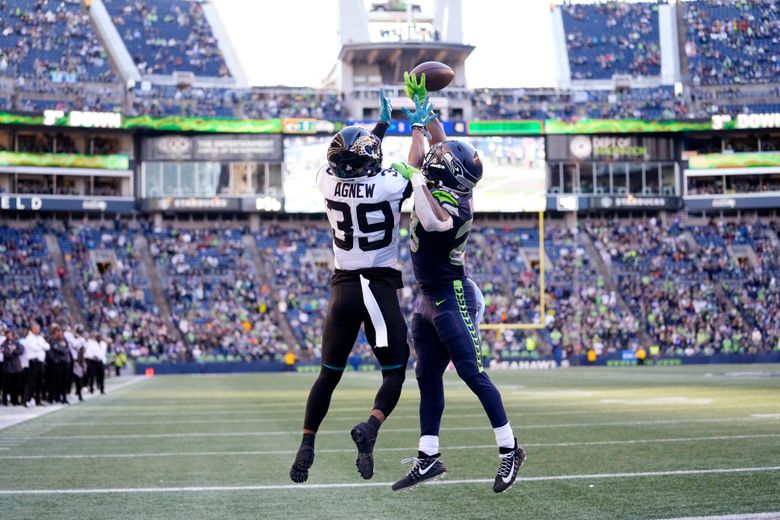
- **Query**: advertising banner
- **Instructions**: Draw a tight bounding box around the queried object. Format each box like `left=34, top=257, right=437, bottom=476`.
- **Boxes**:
left=0, top=196, right=134, bottom=212
left=547, top=135, right=674, bottom=161
left=143, top=135, right=283, bottom=162
left=0, top=151, right=129, bottom=170
left=590, top=195, right=683, bottom=210
left=685, top=195, right=780, bottom=211
left=545, top=119, right=711, bottom=135
left=688, top=152, right=780, bottom=170
left=467, top=120, right=544, bottom=136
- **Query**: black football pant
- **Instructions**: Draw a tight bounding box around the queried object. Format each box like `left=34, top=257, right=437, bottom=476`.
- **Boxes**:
left=303, top=276, right=410, bottom=432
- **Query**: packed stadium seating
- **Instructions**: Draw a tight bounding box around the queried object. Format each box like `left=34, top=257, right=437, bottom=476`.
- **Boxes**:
left=562, top=1, right=661, bottom=80
left=148, top=227, right=284, bottom=362
left=684, top=0, right=780, bottom=86
left=0, top=224, right=69, bottom=331
left=104, top=0, right=230, bottom=77
left=0, top=218, right=778, bottom=364
left=58, top=224, right=176, bottom=359
left=0, top=0, right=779, bottom=121
left=0, top=0, right=113, bottom=82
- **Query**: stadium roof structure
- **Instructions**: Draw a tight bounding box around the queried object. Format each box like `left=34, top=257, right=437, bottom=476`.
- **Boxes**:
left=339, top=41, right=474, bottom=70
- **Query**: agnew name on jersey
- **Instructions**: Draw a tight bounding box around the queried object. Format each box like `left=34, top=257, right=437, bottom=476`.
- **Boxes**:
left=334, top=182, right=376, bottom=198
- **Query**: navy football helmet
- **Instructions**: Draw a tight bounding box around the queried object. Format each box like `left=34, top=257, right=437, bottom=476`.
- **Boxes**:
left=327, top=126, right=382, bottom=179
left=421, top=140, right=483, bottom=194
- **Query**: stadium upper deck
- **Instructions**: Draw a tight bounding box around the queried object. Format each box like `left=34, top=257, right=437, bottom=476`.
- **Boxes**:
left=0, top=0, right=779, bottom=122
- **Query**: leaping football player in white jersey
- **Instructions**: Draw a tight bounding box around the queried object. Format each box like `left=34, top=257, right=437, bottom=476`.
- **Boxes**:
left=290, top=90, right=413, bottom=484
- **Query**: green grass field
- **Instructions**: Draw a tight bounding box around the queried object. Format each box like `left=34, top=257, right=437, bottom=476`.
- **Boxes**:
left=1, top=365, right=779, bottom=520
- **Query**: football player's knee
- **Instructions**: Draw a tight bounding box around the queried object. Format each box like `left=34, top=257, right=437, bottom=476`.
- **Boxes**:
left=416, top=375, right=445, bottom=410
left=453, top=358, right=481, bottom=383
left=381, top=366, right=406, bottom=385
left=315, top=365, right=344, bottom=391
left=462, top=371, right=494, bottom=395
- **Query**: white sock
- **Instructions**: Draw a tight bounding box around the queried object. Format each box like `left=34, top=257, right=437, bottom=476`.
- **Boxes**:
left=494, top=422, right=515, bottom=450
left=418, top=435, right=440, bottom=457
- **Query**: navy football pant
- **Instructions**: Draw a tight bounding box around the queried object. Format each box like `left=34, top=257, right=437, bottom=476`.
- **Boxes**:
left=413, top=278, right=508, bottom=437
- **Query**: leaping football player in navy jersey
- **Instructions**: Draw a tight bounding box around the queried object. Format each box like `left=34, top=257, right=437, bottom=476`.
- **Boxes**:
left=289, top=90, right=413, bottom=484
left=390, top=74, right=526, bottom=493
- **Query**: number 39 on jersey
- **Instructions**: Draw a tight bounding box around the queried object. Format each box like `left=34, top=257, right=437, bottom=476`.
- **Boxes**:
left=317, top=166, right=411, bottom=271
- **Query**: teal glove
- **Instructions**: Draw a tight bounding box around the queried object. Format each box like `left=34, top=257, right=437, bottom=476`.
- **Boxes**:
left=391, top=162, right=420, bottom=181
left=404, top=71, right=427, bottom=102
left=378, top=88, right=391, bottom=124
left=402, top=95, right=437, bottom=128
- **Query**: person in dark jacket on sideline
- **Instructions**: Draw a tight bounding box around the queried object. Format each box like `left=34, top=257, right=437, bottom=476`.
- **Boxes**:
left=2, top=330, right=25, bottom=406
left=50, top=325, right=73, bottom=404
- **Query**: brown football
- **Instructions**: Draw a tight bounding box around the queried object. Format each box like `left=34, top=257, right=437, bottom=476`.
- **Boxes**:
left=409, top=61, right=454, bottom=92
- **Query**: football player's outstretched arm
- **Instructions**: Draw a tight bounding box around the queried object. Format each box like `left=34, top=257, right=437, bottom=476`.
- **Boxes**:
left=426, top=117, right=446, bottom=146
left=371, top=88, right=392, bottom=140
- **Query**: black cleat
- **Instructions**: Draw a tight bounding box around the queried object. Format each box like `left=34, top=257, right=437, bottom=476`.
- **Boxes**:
left=350, top=422, right=377, bottom=479
left=289, top=444, right=315, bottom=483
left=493, top=439, right=526, bottom=493
left=391, top=455, right=447, bottom=491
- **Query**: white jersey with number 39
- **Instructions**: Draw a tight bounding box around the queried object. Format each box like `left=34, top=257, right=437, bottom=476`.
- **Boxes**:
left=317, top=166, right=411, bottom=270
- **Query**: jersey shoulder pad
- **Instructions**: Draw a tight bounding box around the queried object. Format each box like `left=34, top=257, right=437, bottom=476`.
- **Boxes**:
left=316, top=165, right=333, bottom=191
left=378, top=167, right=410, bottom=195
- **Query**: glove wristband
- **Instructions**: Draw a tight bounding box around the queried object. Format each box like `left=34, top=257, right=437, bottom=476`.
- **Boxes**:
left=411, top=171, right=427, bottom=188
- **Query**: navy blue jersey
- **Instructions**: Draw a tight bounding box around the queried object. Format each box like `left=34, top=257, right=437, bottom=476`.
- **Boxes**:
left=410, top=188, right=473, bottom=292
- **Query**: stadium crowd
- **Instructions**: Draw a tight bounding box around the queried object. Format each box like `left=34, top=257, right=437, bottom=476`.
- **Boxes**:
left=105, top=0, right=230, bottom=77
left=685, top=0, right=780, bottom=86
left=0, top=0, right=113, bottom=83
left=1, top=217, right=779, bottom=376
left=562, top=1, right=661, bottom=80
left=1, top=0, right=780, bottom=120
left=149, top=227, right=286, bottom=362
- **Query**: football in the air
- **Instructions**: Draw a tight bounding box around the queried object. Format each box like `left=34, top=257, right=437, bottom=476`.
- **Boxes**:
left=410, top=61, right=454, bottom=91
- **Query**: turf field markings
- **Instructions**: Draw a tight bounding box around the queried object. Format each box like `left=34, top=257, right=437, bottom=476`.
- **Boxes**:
left=657, top=513, right=780, bottom=520
left=0, top=377, right=146, bottom=432
left=0, top=466, right=778, bottom=495
left=751, top=413, right=780, bottom=418
left=41, top=404, right=780, bottom=427
left=20, top=415, right=780, bottom=440
left=600, top=397, right=713, bottom=405
left=2, top=433, right=778, bottom=460
left=54, top=401, right=780, bottom=421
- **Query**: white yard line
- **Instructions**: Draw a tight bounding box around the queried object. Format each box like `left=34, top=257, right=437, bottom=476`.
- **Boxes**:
left=0, top=466, right=778, bottom=495
left=43, top=404, right=780, bottom=426
left=0, top=378, right=146, bottom=432
left=1, top=433, right=778, bottom=461
left=657, top=513, right=780, bottom=520
left=13, top=416, right=778, bottom=440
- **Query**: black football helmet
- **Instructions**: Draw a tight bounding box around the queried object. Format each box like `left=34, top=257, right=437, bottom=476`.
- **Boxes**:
left=421, top=140, right=483, bottom=194
left=327, top=126, right=383, bottom=179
